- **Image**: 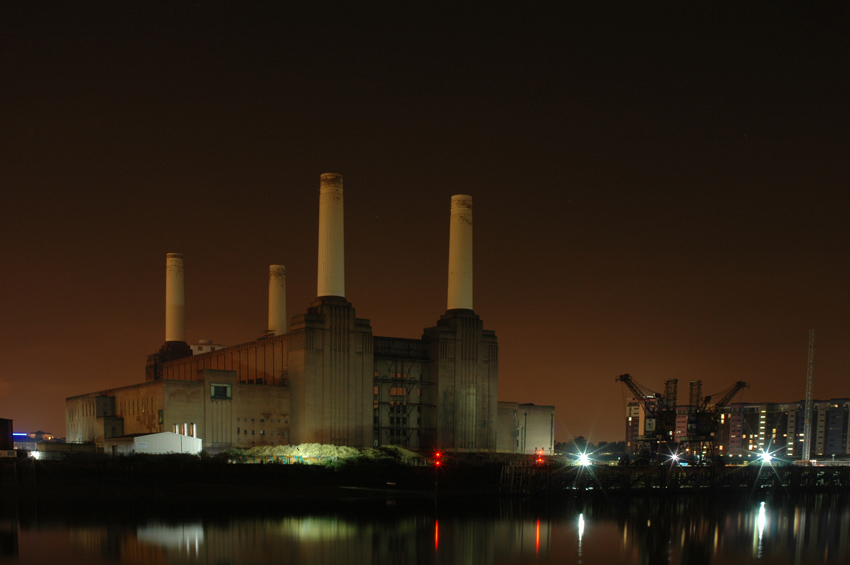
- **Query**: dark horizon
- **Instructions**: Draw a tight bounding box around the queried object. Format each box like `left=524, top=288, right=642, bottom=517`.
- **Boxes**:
left=1, top=2, right=848, bottom=442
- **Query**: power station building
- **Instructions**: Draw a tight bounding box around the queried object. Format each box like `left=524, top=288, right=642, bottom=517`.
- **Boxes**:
left=66, top=174, right=554, bottom=455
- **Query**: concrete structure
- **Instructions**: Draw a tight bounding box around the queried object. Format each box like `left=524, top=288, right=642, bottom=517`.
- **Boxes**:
left=103, top=431, right=203, bottom=455
left=447, top=194, right=473, bottom=311
left=67, top=369, right=289, bottom=451
left=190, top=339, right=227, bottom=355
left=268, top=265, right=287, bottom=336
left=316, top=172, right=345, bottom=299
left=165, top=253, right=185, bottom=342
left=496, top=403, right=555, bottom=454
left=67, top=174, right=550, bottom=454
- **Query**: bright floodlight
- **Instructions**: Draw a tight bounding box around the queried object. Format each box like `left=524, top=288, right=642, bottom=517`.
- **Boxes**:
left=671, top=454, right=679, bottom=462
left=578, top=453, right=590, bottom=466
left=760, top=452, right=773, bottom=463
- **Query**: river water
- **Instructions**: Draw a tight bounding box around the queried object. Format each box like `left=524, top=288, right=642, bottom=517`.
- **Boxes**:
left=2, top=493, right=848, bottom=564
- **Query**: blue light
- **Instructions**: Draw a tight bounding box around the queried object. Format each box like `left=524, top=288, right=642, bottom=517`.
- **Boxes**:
left=12, top=433, right=28, bottom=437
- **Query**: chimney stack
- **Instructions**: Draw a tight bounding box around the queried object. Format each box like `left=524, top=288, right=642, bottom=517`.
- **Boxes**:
left=165, top=253, right=185, bottom=342
left=447, top=195, right=473, bottom=311
left=317, top=173, right=345, bottom=298
left=268, top=265, right=287, bottom=335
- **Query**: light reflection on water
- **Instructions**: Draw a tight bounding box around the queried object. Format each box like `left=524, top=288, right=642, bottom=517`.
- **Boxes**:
left=2, top=494, right=850, bottom=564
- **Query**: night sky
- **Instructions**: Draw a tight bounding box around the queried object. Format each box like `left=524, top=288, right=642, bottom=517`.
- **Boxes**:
left=2, top=2, right=848, bottom=442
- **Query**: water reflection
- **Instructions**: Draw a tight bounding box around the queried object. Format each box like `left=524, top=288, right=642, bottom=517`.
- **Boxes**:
left=2, top=494, right=850, bottom=564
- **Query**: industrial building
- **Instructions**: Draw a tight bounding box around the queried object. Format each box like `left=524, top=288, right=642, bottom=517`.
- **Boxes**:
left=625, top=397, right=850, bottom=460
left=67, top=174, right=554, bottom=455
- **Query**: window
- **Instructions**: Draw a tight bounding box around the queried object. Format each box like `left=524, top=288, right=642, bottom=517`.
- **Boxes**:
left=158, top=410, right=164, bottom=425
left=211, top=384, right=232, bottom=400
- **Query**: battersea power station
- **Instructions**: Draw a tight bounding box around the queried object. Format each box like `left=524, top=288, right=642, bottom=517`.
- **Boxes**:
left=66, top=174, right=555, bottom=454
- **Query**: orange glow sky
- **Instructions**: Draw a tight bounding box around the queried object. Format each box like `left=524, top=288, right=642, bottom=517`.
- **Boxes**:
left=1, top=2, right=848, bottom=442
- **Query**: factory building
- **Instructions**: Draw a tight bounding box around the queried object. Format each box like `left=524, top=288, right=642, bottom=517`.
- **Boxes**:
left=67, top=174, right=543, bottom=454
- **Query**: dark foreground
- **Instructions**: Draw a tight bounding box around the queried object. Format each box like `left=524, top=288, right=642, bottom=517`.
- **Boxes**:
left=3, top=456, right=850, bottom=512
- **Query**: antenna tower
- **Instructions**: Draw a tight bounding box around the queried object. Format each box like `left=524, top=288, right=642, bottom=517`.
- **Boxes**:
left=801, top=330, right=815, bottom=461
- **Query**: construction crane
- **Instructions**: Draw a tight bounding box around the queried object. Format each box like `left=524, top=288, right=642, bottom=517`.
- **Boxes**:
left=680, top=379, right=749, bottom=461
left=802, top=330, right=815, bottom=461
left=616, top=374, right=678, bottom=459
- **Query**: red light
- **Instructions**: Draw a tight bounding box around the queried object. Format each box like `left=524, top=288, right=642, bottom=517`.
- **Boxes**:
left=536, top=518, right=540, bottom=553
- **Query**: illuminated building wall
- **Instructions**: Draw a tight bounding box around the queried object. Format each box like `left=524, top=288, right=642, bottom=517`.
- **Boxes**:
left=423, top=310, right=499, bottom=451
left=287, top=297, right=374, bottom=446
left=624, top=401, right=641, bottom=454
left=495, top=402, right=554, bottom=454
left=67, top=370, right=289, bottom=450
left=784, top=399, right=850, bottom=458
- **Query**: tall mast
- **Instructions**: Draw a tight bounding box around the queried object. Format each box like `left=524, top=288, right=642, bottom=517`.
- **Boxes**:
left=802, top=329, right=815, bottom=461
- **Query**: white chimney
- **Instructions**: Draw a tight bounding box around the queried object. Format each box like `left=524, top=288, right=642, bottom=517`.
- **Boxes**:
left=447, top=195, right=473, bottom=310
left=268, top=265, right=287, bottom=335
left=165, top=253, right=185, bottom=342
left=317, top=173, right=345, bottom=298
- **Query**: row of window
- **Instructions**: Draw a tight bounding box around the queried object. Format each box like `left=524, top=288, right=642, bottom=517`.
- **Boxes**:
left=235, top=428, right=288, bottom=436
left=236, top=417, right=287, bottom=424
left=374, top=372, right=412, bottom=379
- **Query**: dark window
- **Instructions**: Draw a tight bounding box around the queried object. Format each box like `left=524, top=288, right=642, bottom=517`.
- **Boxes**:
left=210, top=384, right=232, bottom=400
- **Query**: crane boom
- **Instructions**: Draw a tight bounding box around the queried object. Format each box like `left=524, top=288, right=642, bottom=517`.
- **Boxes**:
left=616, top=374, right=658, bottom=413
left=710, top=381, right=749, bottom=411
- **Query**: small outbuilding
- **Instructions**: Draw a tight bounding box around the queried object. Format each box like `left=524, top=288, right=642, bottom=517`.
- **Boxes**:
left=103, top=432, right=202, bottom=455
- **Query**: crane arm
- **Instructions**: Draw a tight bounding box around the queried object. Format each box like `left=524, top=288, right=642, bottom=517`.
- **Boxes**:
left=710, top=381, right=749, bottom=410
left=616, top=374, right=661, bottom=415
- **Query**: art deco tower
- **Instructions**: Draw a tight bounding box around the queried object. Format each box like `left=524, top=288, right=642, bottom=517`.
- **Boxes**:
left=423, top=195, right=499, bottom=451
left=287, top=174, right=374, bottom=446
